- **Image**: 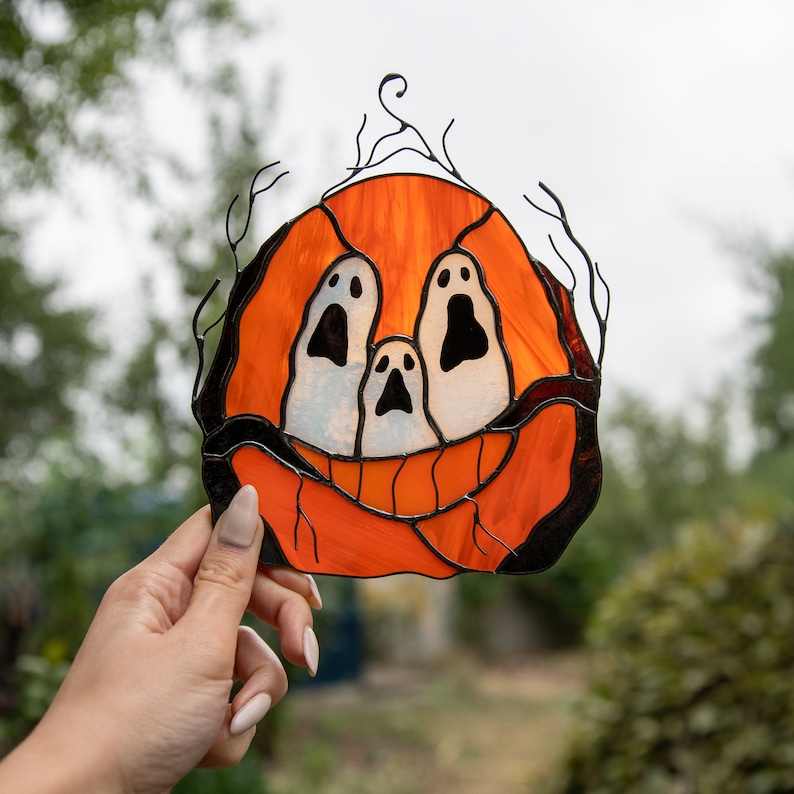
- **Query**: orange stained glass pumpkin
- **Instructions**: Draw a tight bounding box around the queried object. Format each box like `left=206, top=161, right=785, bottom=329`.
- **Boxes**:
left=193, top=77, right=607, bottom=578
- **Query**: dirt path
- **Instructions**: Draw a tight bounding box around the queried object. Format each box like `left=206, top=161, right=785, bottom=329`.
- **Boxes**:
left=268, top=653, right=587, bottom=794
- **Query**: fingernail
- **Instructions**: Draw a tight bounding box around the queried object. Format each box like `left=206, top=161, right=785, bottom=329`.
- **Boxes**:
left=307, top=575, right=323, bottom=610
left=218, top=485, right=259, bottom=548
left=230, top=692, right=272, bottom=736
left=303, top=626, right=320, bottom=678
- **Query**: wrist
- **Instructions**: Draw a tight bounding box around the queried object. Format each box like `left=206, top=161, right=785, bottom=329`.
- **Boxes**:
left=0, top=715, right=127, bottom=794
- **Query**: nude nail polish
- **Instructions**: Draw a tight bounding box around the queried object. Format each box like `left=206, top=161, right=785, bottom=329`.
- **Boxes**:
left=307, top=575, right=323, bottom=610
left=218, top=485, right=259, bottom=548
left=303, top=626, right=320, bottom=678
left=230, top=692, right=272, bottom=736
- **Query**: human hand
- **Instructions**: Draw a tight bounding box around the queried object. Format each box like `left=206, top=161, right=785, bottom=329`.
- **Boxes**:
left=0, top=485, right=321, bottom=793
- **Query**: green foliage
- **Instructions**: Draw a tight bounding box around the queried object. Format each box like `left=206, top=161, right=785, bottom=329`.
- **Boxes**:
left=749, top=246, right=794, bottom=449
left=0, top=0, right=239, bottom=189
left=0, top=229, right=102, bottom=462
left=744, top=444, right=794, bottom=519
left=0, top=654, right=70, bottom=749
left=0, top=459, right=188, bottom=753
left=2, top=0, right=161, bottom=187
left=115, top=107, right=279, bottom=484
left=601, top=390, right=735, bottom=534
left=0, top=227, right=105, bottom=741
left=172, top=751, right=270, bottom=794
left=553, top=519, right=794, bottom=794
left=0, top=0, right=252, bottom=488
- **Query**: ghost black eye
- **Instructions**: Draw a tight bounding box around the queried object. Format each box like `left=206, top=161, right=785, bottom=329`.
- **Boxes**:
left=376, top=355, right=389, bottom=373
left=437, top=269, right=450, bottom=288
left=350, top=276, right=362, bottom=298
left=329, top=273, right=340, bottom=287
left=404, top=353, right=415, bottom=371
left=460, top=266, right=470, bottom=281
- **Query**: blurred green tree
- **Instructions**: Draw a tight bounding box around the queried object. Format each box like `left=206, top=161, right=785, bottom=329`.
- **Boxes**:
left=112, top=105, right=278, bottom=491
left=742, top=240, right=794, bottom=517
left=749, top=245, right=794, bottom=450
left=0, top=226, right=103, bottom=729
left=0, top=1, right=276, bottom=757
left=0, top=227, right=101, bottom=465
left=0, top=1, right=249, bottom=464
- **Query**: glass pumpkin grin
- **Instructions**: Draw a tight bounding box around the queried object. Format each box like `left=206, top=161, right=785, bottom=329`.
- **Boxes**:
left=288, top=426, right=517, bottom=521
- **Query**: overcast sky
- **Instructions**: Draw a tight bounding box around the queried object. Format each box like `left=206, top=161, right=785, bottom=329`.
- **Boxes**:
left=31, top=0, right=794, bottom=428
left=255, top=0, right=794, bottom=420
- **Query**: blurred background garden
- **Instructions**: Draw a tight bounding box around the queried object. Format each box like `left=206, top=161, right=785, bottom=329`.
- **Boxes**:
left=2, top=2, right=794, bottom=792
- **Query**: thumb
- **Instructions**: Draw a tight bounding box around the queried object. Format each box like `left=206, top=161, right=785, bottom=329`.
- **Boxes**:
left=183, top=485, right=264, bottom=642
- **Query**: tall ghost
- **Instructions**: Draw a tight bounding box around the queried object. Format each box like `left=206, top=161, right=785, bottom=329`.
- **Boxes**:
left=416, top=250, right=512, bottom=441
left=284, top=255, right=380, bottom=455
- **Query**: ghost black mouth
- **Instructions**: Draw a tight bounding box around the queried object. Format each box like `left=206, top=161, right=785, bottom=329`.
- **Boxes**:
left=375, top=368, right=413, bottom=416
left=307, top=303, right=348, bottom=366
left=440, top=293, right=489, bottom=372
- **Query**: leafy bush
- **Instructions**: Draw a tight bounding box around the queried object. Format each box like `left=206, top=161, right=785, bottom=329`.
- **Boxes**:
left=554, top=518, right=794, bottom=794
left=172, top=751, right=270, bottom=794
left=0, top=653, right=70, bottom=752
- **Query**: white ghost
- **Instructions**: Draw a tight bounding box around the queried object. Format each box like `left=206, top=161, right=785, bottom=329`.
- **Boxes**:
left=284, top=255, right=380, bottom=455
left=416, top=250, right=512, bottom=441
left=358, top=337, right=440, bottom=458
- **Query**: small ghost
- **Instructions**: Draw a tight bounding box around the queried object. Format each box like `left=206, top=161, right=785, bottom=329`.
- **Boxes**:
left=358, top=338, right=440, bottom=458
left=416, top=250, right=512, bottom=441
left=284, top=255, right=380, bottom=455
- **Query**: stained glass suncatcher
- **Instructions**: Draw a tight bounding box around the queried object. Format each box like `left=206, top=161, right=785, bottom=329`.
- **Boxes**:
left=193, top=74, right=609, bottom=578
